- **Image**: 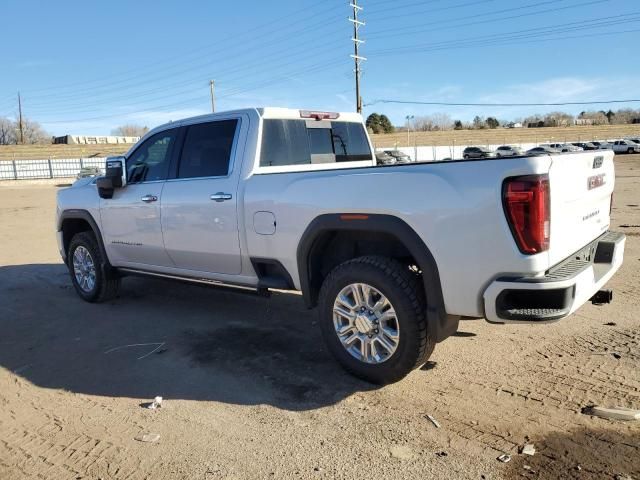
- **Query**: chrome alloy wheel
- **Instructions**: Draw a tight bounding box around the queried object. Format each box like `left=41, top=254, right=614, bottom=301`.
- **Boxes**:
left=332, top=283, right=400, bottom=364
left=72, top=246, right=96, bottom=293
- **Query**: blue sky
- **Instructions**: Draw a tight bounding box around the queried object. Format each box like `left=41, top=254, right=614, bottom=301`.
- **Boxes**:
left=0, top=0, right=638, bottom=135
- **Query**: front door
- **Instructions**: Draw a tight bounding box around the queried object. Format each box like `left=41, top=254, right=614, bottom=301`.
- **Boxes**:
left=100, top=128, right=179, bottom=267
left=161, top=119, right=242, bottom=274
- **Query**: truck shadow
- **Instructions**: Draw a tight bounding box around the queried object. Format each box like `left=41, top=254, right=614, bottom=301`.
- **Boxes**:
left=0, top=263, right=374, bottom=411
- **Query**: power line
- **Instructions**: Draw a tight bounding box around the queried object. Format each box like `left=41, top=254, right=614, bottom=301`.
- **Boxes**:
left=367, top=0, right=499, bottom=21
left=367, top=0, right=603, bottom=40
left=24, top=39, right=347, bottom=115
left=365, top=99, right=640, bottom=107
left=38, top=57, right=351, bottom=124
left=26, top=46, right=349, bottom=119
left=368, top=15, right=640, bottom=56
left=23, top=10, right=345, bottom=104
left=19, top=2, right=340, bottom=97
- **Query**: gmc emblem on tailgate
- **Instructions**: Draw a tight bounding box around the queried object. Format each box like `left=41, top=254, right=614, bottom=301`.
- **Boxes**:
left=587, top=173, right=606, bottom=190
left=593, top=155, right=603, bottom=168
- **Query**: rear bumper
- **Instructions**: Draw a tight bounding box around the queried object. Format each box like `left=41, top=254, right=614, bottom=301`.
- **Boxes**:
left=483, top=231, right=625, bottom=323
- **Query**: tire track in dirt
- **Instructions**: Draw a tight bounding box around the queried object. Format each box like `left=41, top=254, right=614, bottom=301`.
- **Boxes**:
left=404, top=327, right=640, bottom=456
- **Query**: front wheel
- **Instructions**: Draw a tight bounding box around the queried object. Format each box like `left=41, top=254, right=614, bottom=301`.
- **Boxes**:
left=317, top=256, right=434, bottom=384
left=68, top=231, right=120, bottom=302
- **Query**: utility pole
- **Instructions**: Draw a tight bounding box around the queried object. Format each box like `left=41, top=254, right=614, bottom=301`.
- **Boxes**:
left=209, top=80, right=215, bottom=113
left=349, top=1, right=366, bottom=114
left=406, top=115, right=414, bottom=146
left=17, top=92, right=24, bottom=144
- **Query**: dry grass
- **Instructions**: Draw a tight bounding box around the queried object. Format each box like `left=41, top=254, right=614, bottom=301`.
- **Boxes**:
left=0, top=144, right=131, bottom=161
left=371, top=124, right=640, bottom=148
left=1, top=125, right=639, bottom=160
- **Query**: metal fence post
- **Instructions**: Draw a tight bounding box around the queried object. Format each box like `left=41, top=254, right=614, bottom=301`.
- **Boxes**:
left=47, top=158, right=53, bottom=178
left=12, top=160, right=18, bottom=180
left=79, top=157, right=84, bottom=168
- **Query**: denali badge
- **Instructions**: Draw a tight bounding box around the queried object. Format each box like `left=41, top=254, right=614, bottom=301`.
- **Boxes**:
left=587, top=173, right=606, bottom=190
left=592, top=156, right=603, bottom=169
left=583, top=209, right=600, bottom=221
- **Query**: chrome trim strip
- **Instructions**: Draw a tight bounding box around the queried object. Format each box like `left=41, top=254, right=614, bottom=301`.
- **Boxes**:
left=118, top=267, right=259, bottom=292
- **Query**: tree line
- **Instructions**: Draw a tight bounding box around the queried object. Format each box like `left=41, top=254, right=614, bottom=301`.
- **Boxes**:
left=0, top=117, right=149, bottom=145
left=367, top=108, right=640, bottom=133
left=0, top=116, right=49, bottom=145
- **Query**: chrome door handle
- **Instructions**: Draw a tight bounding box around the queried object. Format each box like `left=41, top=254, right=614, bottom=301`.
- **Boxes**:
left=141, top=194, right=158, bottom=203
left=210, top=192, right=232, bottom=202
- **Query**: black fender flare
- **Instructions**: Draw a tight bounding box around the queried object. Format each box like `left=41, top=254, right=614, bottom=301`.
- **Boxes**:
left=296, top=213, right=458, bottom=342
left=58, top=209, right=112, bottom=268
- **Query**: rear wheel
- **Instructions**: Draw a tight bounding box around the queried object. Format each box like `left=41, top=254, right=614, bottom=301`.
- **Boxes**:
left=318, top=256, right=434, bottom=384
left=628, top=148, right=635, bottom=154
left=463, top=154, right=469, bottom=159
left=68, top=231, right=120, bottom=302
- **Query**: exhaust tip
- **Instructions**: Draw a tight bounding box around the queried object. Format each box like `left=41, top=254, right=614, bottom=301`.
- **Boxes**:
left=590, top=289, right=613, bottom=305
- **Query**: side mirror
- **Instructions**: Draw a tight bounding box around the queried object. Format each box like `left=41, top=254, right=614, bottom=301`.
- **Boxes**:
left=97, top=157, right=127, bottom=199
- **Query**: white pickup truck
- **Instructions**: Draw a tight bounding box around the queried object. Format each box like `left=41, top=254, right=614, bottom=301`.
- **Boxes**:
left=612, top=139, right=640, bottom=154
left=56, top=108, right=625, bottom=383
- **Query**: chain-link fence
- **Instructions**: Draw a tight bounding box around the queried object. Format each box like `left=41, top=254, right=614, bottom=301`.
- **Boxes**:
left=0, top=158, right=106, bottom=180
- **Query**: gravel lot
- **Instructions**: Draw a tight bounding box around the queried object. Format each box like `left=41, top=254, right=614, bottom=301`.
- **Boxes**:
left=1, top=156, right=639, bottom=479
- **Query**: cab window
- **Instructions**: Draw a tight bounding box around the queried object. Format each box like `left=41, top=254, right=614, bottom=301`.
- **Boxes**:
left=178, top=120, right=238, bottom=178
left=126, top=129, right=177, bottom=183
left=260, top=119, right=372, bottom=167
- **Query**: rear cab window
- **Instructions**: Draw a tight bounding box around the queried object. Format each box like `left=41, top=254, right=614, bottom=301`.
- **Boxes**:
left=259, top=118, right=373, bottom=171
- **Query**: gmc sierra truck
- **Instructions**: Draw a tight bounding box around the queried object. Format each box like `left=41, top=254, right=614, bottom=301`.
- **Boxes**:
left=56, top=108, right=625, bottom=384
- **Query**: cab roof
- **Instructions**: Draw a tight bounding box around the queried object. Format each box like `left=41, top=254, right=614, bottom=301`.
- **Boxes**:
left=146, top=107, right=364, bottom=138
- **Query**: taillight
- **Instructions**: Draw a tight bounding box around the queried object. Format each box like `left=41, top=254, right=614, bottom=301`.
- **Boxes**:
left=503, top=174, right=550, bottom=254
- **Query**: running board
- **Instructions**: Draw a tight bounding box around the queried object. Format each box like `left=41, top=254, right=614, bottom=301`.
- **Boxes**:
left=117, top=268, right=270, bottom=297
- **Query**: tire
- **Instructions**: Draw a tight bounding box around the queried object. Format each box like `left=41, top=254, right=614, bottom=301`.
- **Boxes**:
left=628, top=148, right=634, bottom=154
left=67, top=231, right=120, bottom=303
left=463, top=154, right=469, bottom=159
left=317, top=256, right=434, bottom=384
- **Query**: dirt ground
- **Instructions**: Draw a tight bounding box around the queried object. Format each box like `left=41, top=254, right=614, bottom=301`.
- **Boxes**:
left=0, top=157, right=638, bottom=480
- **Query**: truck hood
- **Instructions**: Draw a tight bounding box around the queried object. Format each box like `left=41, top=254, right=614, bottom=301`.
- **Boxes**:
left=71, top=177, right=98, bottom=188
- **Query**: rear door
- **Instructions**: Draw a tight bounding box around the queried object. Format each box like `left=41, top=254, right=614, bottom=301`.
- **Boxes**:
left=547, top=150, right=614, bottom=265
left=160, top=118, right=243, bottom=274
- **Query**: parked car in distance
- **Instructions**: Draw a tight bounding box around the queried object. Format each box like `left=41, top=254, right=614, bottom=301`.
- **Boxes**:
left=543, top=143, right=582, bottom=152
left=612, top=139, right=640, bottom=154
left=627, top=138, right=640, bottom=144
left=526, top=146, right=561, bottom=155
left=495, top=145, right=523, bottom=157
left=375, top=151, right=396, bottom=165
left=76, top=166, right=103, bottom=179
left=592, top=141, right=612, bottom=150
left=383, top=150, right=412, bottom=163
left=571, top=142, right=598, bottom=151
left=462, top=146, right=494, bottom=159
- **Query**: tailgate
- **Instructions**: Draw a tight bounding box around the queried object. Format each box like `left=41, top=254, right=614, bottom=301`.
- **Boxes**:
left=548, top=150, right=614, bottom=265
